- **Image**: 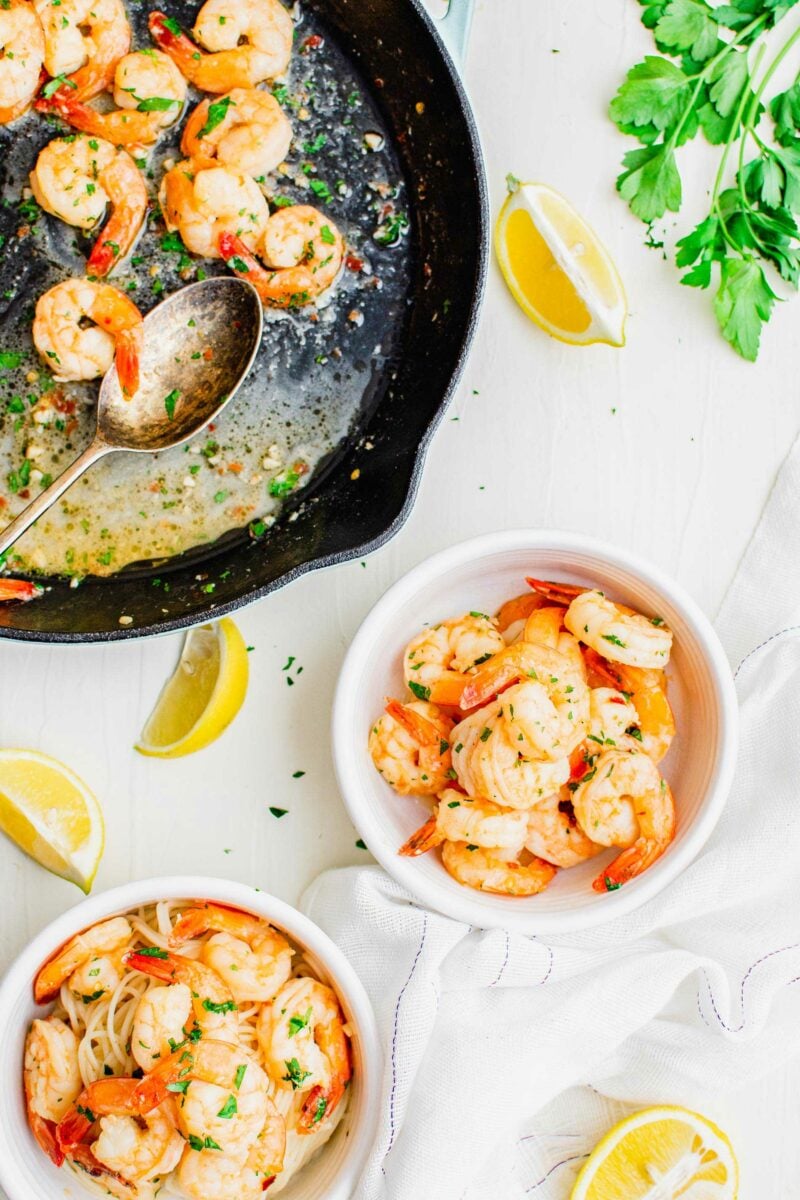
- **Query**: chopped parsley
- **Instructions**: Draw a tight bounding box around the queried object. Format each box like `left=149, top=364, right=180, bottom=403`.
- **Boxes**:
left=408, top=680, right=431, bottom=701
left=163, top=388, right=179, bottom=420
left=282, top=1058, right=312, bottom=1089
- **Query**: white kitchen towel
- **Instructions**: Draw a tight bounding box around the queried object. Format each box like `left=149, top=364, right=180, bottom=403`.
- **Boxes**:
left=302, top=432, right=800, bottom=1200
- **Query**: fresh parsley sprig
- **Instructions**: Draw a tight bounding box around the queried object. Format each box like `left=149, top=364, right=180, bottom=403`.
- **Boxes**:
left=611, top=0, right=800, bottom=359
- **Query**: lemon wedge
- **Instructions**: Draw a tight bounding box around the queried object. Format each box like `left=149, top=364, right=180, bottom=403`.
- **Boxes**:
left=136, top=618, right=249, bottom=758
left=495, top=179, right=627, bottom=346
left=0, top=749, right=104, bottom=892
left=571, top=1105, right=738, bottom=1200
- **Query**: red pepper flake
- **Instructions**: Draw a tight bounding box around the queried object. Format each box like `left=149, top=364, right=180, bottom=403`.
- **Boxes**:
left=227, top=462, right=243, bottom=474
left=345, top=254, right=364, bottom=273
left=54, top=395, right=76, bottom=415
left=203, top=347, right=213, bottom=361
left=302, top=33, right=323, bottom=50
left=208, top=423, right=216, bottom=431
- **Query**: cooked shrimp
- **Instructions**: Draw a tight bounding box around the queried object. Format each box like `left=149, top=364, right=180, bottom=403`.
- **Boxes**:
left=0, top=578, right=43, bottom=602
left=135, top=1039, right=273, bottom=1159
left=34, top=0, right=130, bottom=102
left=125, top=948, right=239, bottom=1043
left=169, top=902, right=294, bottom=1004
left=218, top=205, right=344, bottom=308
left=403, top=612, right=505, bottom=707
left=525, top=790, right=603, bottom=868
left=459, top=642, right=590, bottom=760
left=30, top=136, right=147, bottom=276
left=452, top=702, right=570, bottom=809
left=528, top=579, right=673, bottom=670
left=33, top=280, right=143, bottom=396
left=0, top=0, right=44, bottom=125
left=34, top=916, right=132, bottom=1004
left=42, top=48, right=186, bottom=145
left=149, top=0, right=293, bottom=94
left=178, top=1147, right=272, bottom=1200
left=160, top=159, right=269, bottom=259
left=182, top=87, right=291, bottom=178
left=495, top=591, right=545, bottom=636
left=131, top=983, right=193, bottom=1072
left=368, top=698, right=454, bottom=796
left=571, top=749, right=676, bottom=891
left=399, top=788, right=529, bottom=857
left=441, top=842, right=556, bottom=896
left=57, top=1078, right=183, bottom=1184
left=584, top=647, right=675, bottom=763
left=258, top=977, right=352, bottom=1131
left=24, top=1017, right=82, bottom=1165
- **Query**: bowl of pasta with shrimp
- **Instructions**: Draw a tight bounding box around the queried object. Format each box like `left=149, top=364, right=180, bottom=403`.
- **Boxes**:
left=333, top=530, right=738, bottom=932
left=0, top=876, right=380, bottom=1200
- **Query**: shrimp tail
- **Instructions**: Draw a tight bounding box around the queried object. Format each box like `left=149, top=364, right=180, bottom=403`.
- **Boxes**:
left=583, top=646, right=623, bottom=688
left=87, top=237, right=122, bottom=280
left=297, top=1080, right=345, bottom=1134
left=384, top=700, right=440, bottom=748
left=398, top=814, right=442, bottom=857
left=29, top=1111, right=64, bottom=1167
left=0, top=578, right=43, bottom=603
left=124, top=948, right=181, bottom=983
left=114, top=326, right=142, bottom=397
left=149, top=11, right=201, bottom=75
left=526, top=577, right=584, bottom=605
left=218, top=231, right=264, bottom=285
left=495, top=591, right=545, bottom=632
left=593, top=838, right=666, bottom=892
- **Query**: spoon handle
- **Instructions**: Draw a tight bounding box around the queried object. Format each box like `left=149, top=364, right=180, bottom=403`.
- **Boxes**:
left=0, top=439, right=113, bottom=560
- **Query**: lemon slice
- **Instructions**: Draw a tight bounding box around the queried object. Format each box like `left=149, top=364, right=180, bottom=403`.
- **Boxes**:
left=495, top=179, right=627, bottom=346
left=571, top=1105, right=738, bottom=1200
left=136, top=618, right=249, bottom=758
left=0, top=750, right=104, bottom=892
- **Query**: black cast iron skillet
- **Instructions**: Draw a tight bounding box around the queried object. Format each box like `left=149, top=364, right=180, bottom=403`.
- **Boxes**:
left=0, top=0, right=488, bottom=642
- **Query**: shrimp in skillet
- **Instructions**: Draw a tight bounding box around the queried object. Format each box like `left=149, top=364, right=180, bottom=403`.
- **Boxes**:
left=369, top=698, right=454, bottom=796
left=571, top=748, right=676, bottom=892
left=32, top=280, right=143, bottom=396
left=182, top=87, right=291, bottom=178
left=0, top=579, right=43, bottom=603
left=149, top=0, right=293, bottom=94
left=219, top=205, right=344, bottom=308
left=168, top=901, right=294, bottom=1004
left=30, top=136, right=147, bottom=277
left=40, top=49, right=186, bottom=146
left=0, top=0, right=45, bottom=126
left=160, top=159, right=270, bottom=258
left=34, top=0, right=130, bottom=103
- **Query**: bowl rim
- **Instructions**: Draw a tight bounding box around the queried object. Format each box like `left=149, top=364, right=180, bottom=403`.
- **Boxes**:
left=0, top=874, right=381, bottom=1200
left=331, top=528, right=739, bottom=933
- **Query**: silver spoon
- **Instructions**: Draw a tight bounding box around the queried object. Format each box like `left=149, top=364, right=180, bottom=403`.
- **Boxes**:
left=0, top=276, right=263, bottom=560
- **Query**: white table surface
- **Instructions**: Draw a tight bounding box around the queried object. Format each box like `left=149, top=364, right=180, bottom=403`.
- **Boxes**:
left=2, top=0, right=799, bottom=1194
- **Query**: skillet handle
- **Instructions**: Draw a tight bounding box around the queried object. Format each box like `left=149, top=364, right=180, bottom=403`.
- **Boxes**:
left=426, top=0, right=474, bottom=64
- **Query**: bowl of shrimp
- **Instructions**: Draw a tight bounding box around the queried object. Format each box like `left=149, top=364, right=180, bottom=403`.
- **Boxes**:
left=333, top=530, right=738, bottom=932
left=0, top=876, right=381, bottom=1200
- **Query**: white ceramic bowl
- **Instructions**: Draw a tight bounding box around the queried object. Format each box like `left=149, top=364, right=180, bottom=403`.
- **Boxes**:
left=0, top=876, right=380, bottom=1200
left=333, top=530, right=738, bottom=932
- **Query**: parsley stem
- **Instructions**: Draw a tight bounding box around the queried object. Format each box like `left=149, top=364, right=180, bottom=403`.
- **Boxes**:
left=667, top=16, right=767, bottom=151
left=711, top=45, right=766, bottom=253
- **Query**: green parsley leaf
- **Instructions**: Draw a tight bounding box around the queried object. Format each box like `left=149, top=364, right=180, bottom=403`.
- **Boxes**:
left=407, top=680, right=431, bottom=701
left=713, top=256, right=776, bottom=361
left=199, top=95, right=234, bottom=138
left=164, top=388, right=179, bottom=420
left=282, top=1058, right=312, bottom=1089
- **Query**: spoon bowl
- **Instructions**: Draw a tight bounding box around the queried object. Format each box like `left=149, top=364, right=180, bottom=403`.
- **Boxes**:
left=0, top=277, right=263, bottom=561
left=98, top=276, right=263, bottom=451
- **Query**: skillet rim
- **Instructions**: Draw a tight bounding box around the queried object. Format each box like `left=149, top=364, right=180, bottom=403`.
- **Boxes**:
left=0, top=0, right=490, bottom=643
